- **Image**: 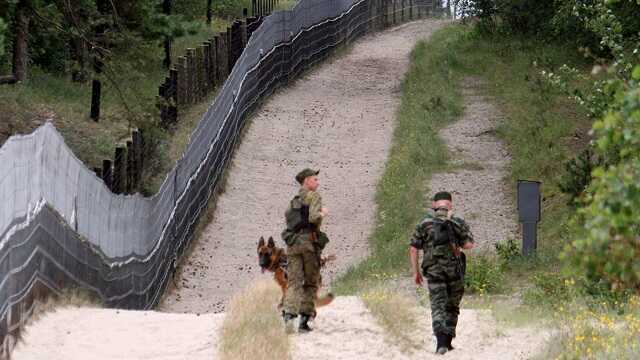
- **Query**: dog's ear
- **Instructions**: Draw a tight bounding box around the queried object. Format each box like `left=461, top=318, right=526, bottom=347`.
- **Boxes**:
left=267, top=237, right=275, bottom=248
left=258, top=236, right=265, bottom=248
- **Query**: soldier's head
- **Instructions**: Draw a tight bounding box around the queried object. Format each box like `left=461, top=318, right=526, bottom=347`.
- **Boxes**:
left=431, top=191, right=452, bottom=210
left=296, top=168, right=320, bottom=191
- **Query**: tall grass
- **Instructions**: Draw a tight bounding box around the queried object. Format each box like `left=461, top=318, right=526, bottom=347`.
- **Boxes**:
left=219, top=280, right=290, bottom=360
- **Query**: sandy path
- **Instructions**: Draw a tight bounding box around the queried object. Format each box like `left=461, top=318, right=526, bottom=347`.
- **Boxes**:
left=429, top=79, right=517, bottom=251
left=292, top=296, right=549, bottom=360
left=12, top=308, right=224, bottom=360
left=12, top=297, right=548, bottom=360
left=160, top=19, right=449, bottom=314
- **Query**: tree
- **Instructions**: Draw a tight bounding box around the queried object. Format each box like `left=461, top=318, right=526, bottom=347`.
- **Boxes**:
left=0, top=17, right=6, bottom=58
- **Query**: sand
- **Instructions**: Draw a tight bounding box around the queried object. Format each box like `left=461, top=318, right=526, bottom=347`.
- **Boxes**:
left=12, top=308, right=224, bottom=360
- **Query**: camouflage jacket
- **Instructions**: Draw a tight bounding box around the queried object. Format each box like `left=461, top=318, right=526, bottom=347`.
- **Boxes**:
left=410, top=208, right=474, bottom=261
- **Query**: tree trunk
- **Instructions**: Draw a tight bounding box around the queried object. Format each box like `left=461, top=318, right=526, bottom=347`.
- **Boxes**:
left=55, top=0, right=89, bottom=82
left=163, top=0, right=172, bottom=68
left=12, top=0, right=31, bottom=83
left=207, top=0, right=213, bottom=25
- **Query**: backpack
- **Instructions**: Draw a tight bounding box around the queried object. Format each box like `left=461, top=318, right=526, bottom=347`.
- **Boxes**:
left=285, top=195, right=310, bottom=233
left=282, top=195, right=311, bottom=246
left=429, top=217, right=453, bottom=247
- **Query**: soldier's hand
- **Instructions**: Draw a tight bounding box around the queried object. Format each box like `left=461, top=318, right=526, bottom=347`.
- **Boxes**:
left=414, top=272, right=424, bottom=286
left=320, top=207, right=329, bottom=217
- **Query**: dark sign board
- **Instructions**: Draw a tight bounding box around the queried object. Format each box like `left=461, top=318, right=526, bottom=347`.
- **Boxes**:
left=517, top=180, right=541, bottom=223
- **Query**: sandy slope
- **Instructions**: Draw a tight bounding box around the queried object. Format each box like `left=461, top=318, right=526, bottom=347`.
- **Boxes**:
left=159, top=19, right=450, bottom=314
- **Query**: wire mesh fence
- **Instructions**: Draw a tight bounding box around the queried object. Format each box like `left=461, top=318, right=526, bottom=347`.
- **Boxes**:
left=0, top=0, right=445, bottom=355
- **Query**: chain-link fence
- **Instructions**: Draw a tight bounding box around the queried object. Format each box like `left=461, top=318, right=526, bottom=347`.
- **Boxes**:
left=0, top=0, right=445, bottom=355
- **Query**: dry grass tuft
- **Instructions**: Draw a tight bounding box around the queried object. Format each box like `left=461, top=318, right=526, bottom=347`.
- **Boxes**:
left=219, top=280, right=290, bottom=360
left=361, top=286, right=424, bottom=353
left=28, top=288, right=100, bottom=326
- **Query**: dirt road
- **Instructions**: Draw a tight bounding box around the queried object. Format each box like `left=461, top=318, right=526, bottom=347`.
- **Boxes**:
left=159, top=19, right=449, bottom=314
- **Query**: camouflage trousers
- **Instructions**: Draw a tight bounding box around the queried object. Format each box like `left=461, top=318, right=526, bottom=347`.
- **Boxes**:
left=283, top=236, right=320, bottom=316
left=424, top=262, right=465, bottom=337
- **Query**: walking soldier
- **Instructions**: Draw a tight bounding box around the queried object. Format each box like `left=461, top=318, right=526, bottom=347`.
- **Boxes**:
left=281, top=168, right=329, bottom=333
left=409, top=191, right=474, bottom=354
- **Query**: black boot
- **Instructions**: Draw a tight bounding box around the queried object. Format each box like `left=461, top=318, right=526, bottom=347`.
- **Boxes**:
left=283, top=312, right=297, bottom=334
left=298, top=313, right=313, bottom=333
left=435, top=333, right=448, bottom=355
left=446, top=334, right=455, bottom=351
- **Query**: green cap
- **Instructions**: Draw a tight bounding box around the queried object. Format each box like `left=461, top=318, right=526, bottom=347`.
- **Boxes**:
left=295, top=168, right=320, bottom=184
left=432, top=191, right=452, bottom=202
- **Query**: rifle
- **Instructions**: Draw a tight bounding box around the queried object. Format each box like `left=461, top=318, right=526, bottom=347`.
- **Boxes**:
left=445, top=220, right=466, bottom=280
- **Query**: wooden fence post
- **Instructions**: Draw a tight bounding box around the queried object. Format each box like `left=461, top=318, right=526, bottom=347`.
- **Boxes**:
left=132, top=130, right=143, bottom=188
left=177, top=56, right=186, bottom=105
left=102, top=159, right=112, bottom=191
left=113, top=147, right=125, bottom=194
left=126, top=141, right=134, bottom=193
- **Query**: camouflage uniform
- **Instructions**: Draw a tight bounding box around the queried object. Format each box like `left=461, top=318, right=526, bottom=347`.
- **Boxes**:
left=283, top=187, right=323, bottom=317
left=410, top=208, right=474, bottom=338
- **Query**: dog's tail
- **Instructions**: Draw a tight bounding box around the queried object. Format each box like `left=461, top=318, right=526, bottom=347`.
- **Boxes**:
left=315, top=293, right=335, bottom=307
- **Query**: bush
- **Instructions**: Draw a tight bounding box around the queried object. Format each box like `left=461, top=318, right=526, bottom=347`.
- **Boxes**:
left=565, top=66, right=640, bottom=292
left=559, top=148, right=600, bottom=205
left=494, top=238, right=520, bottom=264
left=464, top=255, right=504, bottom=295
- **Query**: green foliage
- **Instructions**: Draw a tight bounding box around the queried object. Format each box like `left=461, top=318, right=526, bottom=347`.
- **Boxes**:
left=464, top=255, right=504, bottom=294
left=565, top=66, right=640, bottom=292
left=494, top=238, right=520, bottom=264
left=523, top=272, right=576, bottom=307
left=559, top=148, right=600, bottom=204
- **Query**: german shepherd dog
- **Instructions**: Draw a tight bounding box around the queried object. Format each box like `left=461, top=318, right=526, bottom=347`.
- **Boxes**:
left=257, top=236, right=335, bottom=311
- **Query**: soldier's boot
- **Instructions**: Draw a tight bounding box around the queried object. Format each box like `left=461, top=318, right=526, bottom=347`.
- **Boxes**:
left=283, top=312, right=297, bottom=334
left=446, top=334, right=455, bottom=351
left=298, top=313, right=313, bottom=333
left=435, top=334, right=448, bottom=355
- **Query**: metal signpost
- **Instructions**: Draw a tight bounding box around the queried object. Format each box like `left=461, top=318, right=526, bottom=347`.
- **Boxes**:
left=517, top=180, right=541, bottom=256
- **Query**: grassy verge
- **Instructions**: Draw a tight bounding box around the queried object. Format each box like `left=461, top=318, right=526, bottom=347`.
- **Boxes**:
left=333, top=27, right=464, bottom=294
left=219, top=280, right=289, bottom=360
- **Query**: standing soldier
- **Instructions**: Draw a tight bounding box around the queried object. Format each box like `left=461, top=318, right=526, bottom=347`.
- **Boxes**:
left=281, top=168, right=329, bottom=333
left=409, top=191, right=474, bottom=354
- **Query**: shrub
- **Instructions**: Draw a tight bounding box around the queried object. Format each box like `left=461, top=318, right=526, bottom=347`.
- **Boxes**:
left=564, top=66, right=640, bottom=292
left=559, top=148, right=601, bottom=205
left=494, top=238, right=520, bottom=264
left=464, top=255, right=504, bottom=295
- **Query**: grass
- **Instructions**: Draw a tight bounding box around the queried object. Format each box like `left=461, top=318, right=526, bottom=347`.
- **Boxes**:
left=219, top=280, right=289, bottom=360
left=361, top=286, right=424, bottom=353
